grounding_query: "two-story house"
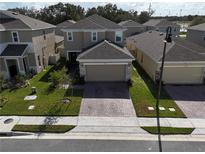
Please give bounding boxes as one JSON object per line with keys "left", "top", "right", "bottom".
{"left": 0, "top": 10, "right": 57, "bottom": 79}
{"left": 187, "top": 22, "right": 205, "bottom": 48}
{"left": 62, "top": 14, "right": 134, "bottom": 82}
{"left": 143, "top": 19, "right": 180, "bottom": 36}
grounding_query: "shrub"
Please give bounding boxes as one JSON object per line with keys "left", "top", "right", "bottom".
{"left": 0, "top": 74, "right": 5, "bottom": 92}
{"left": 49, "top": 71, "right": 62, "bottom": 88}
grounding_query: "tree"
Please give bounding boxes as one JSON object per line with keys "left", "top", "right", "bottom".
{"left": 138, "top": 11, "right": 150, "bottom": 24}
{"left": 190, "top": 17, "right": 205, "bottom": 26}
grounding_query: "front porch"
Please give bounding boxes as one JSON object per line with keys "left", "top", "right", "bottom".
{"left": 0, "top": 44, "right": 30, "bottom": 79}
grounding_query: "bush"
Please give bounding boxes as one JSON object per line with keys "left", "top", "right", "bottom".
{"left": 0, "top": 75, "right": 5, "bottom": 92}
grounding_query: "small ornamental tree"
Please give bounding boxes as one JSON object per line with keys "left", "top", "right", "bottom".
{"left": 49, "top": 71, "right": 62, "bottom": 88}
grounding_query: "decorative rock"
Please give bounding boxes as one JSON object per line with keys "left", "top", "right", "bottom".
{"left": 28, "top": 105, "right": 35, "bottom": 110}
{"left": 148, "top": 107, "right": 154, "bottom": 111}
{"left": 169, "top": 108, "right": 176, "bottom": 112}
{"left": 24, "top": 95, "right": 37, "bottom": 101}
{"left": 159, "top": 107, "right": 165, "bottom": 111}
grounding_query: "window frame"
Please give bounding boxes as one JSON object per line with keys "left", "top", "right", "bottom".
{"left": 115, "top": 31, "right": 123, "bottom": 43}
{"left": 67, "top": 31, "right": 73, "bottom": 41}
{"left": 91, "top": 31, "right": 98, "bottom": 42}
{"left": 37, "top": 55, "right": 41, "bottom": 66}
{"left": 11, "top": 31, "right": 19, "bottom": 42}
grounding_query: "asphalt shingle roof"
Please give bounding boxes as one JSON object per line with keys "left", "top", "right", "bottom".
{"left": 0, "top": 44, "right": 28, "bottom": 57}
{"left": 0, "top": 10, "right": 55, "bottom": 30}
{"left": 188, "top": 22, "right": 205, "bottom": 31}
{"left": 56, "top": 20, "right": 76, "bottom": 28}
{"left": 143, "top": 19, "right": 179, "bottom": 27}
{"left": 63, "top": 14, "right": 124, "bottom": 30}
{"left": 118, "top": 20, "right": 144, "bottom": 27}
{"left": 127, "top": 30, "right": 205, "bottom": 62}
{"left": 77, "top": 40, "right": 134, "bottom": 60}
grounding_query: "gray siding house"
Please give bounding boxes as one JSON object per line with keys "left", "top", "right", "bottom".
{"left": 62, "top": 14, "right": 134, "bottom": 82}
{"left": 118, "top": 20, "right": 145, "bottom": 37}
{"left": 127, "top": 31, "right": 205, "bottom": 84}
{"left": 0, "top": 10, "right": 57, "bottom": 79}
{"left": 143, "top": 19, "right": 180, "bottom": 36}
{"left": 187, "top": 23, "right": 205, "bottom": 48}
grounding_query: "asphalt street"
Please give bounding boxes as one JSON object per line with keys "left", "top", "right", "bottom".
{"left": 1, "top": 139, "right": 205, "bottom": 152}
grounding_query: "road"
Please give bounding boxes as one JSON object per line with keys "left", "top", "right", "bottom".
{"left": 0, "top": 139, "right": 205, "bottom": 152}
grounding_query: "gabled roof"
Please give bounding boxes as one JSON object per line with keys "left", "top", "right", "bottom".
{"left": 0, "top": 44, "right": 28, "bottom": 57}
{"left": 56, "top": 20, "right": 76, "bottom": 28}
{"left": 143, "top": 19, "right": 179, "bottom": 27}
{"left": 63, "top": 14, "right": 124, "bottom": 30}
{"left": 77, "top": 40, "right": 134, "bottom": 60}
{"left": 188, "top": 22, "right": 205, "bottom": 31}
{"left": 118, "top": 20, "right": 144, "bottom": 27}
{"left": 0, "top": 10, "right": 55, "bottom": 31}
{"left": 127, "top": 30, "right": 205, "bottom": 62}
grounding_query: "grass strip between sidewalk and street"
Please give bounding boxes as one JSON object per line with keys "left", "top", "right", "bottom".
{"left": 142, "top": 126, "right": 194, "bottom": 135}
{"left": 12, "top": 125, "right": 75, "bottom": 133}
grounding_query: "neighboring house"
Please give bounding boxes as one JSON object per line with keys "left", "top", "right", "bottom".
{"left": 187, "top": 22, "right": 205, "bottom": 48}
{"left": 118, "top": 20, "right": 145, "bottom": 37}
{"left": 143, "top": 19, "right": 180, "bottom": 36}
{"left": 127, "top": 31, "right": 205, "bottom": 84}
{"left": 56, "top": 20, "right": 76, "bottom": 36}
{"left": 0, "top": 10, "right": 57, "bottom": 79}
{"left": 62, "top": 14, "right": 134, "bottom": 82}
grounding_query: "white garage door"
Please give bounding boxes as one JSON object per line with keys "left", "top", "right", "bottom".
{"left": 163, "top": 67, "right": 204, "bottom": 84}
{"left": 85, "top": 65, "right": 126, "bottom": 82}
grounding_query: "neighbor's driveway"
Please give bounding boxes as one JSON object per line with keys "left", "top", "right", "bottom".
{"left": 79, "top": 82, "right": 136, "bottom": 117}
{"left": 165, "top": 85, "right": 205, "bottom": 118}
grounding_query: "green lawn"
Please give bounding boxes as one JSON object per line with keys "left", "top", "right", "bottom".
{"left": 129, "top": 61, "right": 186, "bottom": 118}
{"left": 0, "top": 65, "right": 83, "bottom": 116}
{"left": 12, "top": 125, "right": 75, "bottom": 133}
{"left": 142, "top": 127, "right": 194, "bottom": 135}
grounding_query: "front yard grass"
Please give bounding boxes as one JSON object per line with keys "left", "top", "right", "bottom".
{"left": 12, "top": 125, "right": 75, "bottom": 133}
{"left": 130, "top": 61, "right": 186, "bottom": 118}
{"left": 0, "top": 65, "right": 83, "bottom": 116}
{"left": 142, "top": 127, "right": 194, "bottom": 135}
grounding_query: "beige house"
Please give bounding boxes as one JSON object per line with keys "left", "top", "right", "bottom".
{"left": 187, "top": 22, "right": 205, "bottom": 48}
{"left": 118, "top": 20, "right": 145, "bottom": 37}
{"left": 143, "top": 19, "right": 180, "bottom": 36}
{"left": 127, "top": 31, "right": 205, "bottom": 84}
{"left": 0, "top": 10, "right": 58, "bottom": 79}
{"left": 62, "top": 14, "right": 134, "bottom": 82}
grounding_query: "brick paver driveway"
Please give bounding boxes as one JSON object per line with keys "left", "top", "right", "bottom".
{"left": 79, "top": 82, "right": 136, "bottom": 117}
{"left": 166, "top": 85, "right": 205, "bottom": 118}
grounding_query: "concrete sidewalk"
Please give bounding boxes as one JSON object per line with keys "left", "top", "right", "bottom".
{"left": 1, "top": 116, "right": 205, "bottom": 134}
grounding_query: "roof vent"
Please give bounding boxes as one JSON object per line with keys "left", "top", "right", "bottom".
{"left": 12, "top": 12, "right": 18, "bottom": 15}
{"left": 149, "top": 31, "right": 152, "bottom": 33}
{"left": 159, "top": 33, "right": 163, "bottom": 36}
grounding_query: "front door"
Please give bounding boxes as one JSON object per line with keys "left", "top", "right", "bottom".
{"left": 6, "top": 59, "right": 18, "bottom": 78}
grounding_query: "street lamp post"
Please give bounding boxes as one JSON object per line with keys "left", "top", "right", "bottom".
{"left": 156, "top": 26, "right": 172, "bottom": 152}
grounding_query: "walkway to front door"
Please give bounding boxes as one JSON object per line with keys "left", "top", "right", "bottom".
{"left": 79, "top": 82, "right": 136, "bottom": 117}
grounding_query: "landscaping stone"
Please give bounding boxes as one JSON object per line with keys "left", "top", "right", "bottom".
{"left": 169, "top": 107, "right": 176, "bottom": 112}
{"left": 159, "top": 107, "right": 165, "bottom": 111}
{"left": 24, "top": 95, "right": 37, "bottom": 101}
{"left": 148, "top": 107, "right": 154, "bottom": 111}
{"left": 28, "top": 105, "right": 35, "bottom": 110}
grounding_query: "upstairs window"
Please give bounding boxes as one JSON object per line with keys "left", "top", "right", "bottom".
{"left": 115, "top": 31, "right": 123, "bottom": 43}
{"left": 67, "top": 32, "right": 73, "bottom": 41}
{"left": 91, "top": 32, "right": 97, "bottom": 42}
{"left": 12, "top": 31, "right": 19, "bottom": 42}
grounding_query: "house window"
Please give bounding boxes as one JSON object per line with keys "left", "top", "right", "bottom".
{"left": 115, "top": 31, "right": 123, "bottom": 43}
{"left": 37, "top": 55, "right": 41, "bottom": 66}
{"left": 141, "top": 54, "right": 143, "bottom": 63}
{"left": 43, "top": 30, "right": 46, "bottom": 40}
{"left": 67, "top": 32, "right": 73, "bottom": 41}
{"left": 91, "top": 32, "right": 97, "bottom": 42}
{"left": 11, "top": 31, "right": 19, "bottom": 42}
{"left": 204, "top": 35, "right": 205, "bottom": 41}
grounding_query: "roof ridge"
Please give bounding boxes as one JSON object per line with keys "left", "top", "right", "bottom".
{"left": 88, "top": 16, "right": 107, "bottom": 29}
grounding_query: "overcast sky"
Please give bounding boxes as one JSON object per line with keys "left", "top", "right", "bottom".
{"left": 0, "top": 2, "right": 205, "bottom": 16}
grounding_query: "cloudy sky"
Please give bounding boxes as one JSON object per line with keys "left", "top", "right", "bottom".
{"left": 0, "top": 2, "right": 205, "bottom": 16}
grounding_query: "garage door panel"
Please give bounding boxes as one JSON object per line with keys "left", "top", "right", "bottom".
{"left": 86, "top": 65, "right": 126, "bottom": 81}
{"left": 163, "top": 67, "right": 203, "bottom": 84}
